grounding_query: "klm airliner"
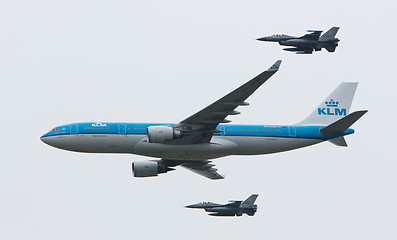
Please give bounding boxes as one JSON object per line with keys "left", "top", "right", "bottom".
{"left": 41, "top": 60, "right": 367, "bottom": 180}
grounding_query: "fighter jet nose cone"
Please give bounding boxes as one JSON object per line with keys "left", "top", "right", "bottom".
{"left": 256, "top": 37, "right": 266, "bottom": 41}
{"left": 185, "top": 204, "right": 195, "bottom": 208}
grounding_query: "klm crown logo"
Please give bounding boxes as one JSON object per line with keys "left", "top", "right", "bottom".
{"left": 318, "top": 99, "right": 346, "bottom": 116}
{"left": 325, "top": 99, "right": 339, "bottom": 107}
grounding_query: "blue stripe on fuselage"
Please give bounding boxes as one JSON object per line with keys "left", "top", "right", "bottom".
{"left": 41, "top": 122, "right": 354, "bottom": 140}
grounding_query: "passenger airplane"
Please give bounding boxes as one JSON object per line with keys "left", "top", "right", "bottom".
{"left": 41, "top": 60, "right": 367, "bottom": 180}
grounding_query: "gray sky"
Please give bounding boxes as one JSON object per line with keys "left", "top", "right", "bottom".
{"left": 1, "top": 0, "right": 396, "bottom": 239}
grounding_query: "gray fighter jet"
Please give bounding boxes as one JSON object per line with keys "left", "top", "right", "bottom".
{"left": 185, "top": 194, "right": 258, "bottom": 216}
{"left": 257, "top": 27, "right": 340, "bottom": 54}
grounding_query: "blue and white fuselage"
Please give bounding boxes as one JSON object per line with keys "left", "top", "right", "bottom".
{"left": 40, "top": 122, "right": 353, "bottom": 159}
{"left": 40, "top": 61, "right": 367, "bottom": 180}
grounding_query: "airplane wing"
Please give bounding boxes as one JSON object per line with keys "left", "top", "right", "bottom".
{"left": 300, "top": 30, "right": 322, "bottom": 40}
{"left": 224, "top": 201, "right": 242, "bottom": 208}
{"left": 170, "top": 60, "right": 282, "bottom": 144}
{"left": 181, "top": 160, "right": 224, "bottom": 180}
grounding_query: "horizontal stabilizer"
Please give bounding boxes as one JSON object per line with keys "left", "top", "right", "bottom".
{"left": 328, "top": 136, "right": 348, "bottom": 147}
{"left": 325, "top": 45, "right": 337, "bottom": 52}
{"left": 320, "top": 110, "right": 368, "bottom": 136}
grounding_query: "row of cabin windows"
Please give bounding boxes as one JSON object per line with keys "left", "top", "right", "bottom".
{"left": 81, "top": 127, "right": 280, "bottom": 132}
{"left": 226, "top": 129, "right": 281, "bottom": 132}
{"left": 82, "top": 127, "right": 146, "bottom": 130}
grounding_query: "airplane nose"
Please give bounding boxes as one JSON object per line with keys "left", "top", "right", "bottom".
{"left": 40, "top": 133, "right": 57, "bottom": 147}
{"left": 185, "top": 203, "right": 202, "bottom": 208}
{"left": 40, "top": 136, "right": 50, "bottom": 145}
{"left": 256, "top": 37, "right": 267, "bottom": 41}
{"left": 40, "top": 135, "right": 64, "bottom": 149}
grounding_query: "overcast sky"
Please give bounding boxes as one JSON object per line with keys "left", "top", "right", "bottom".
{"left": 1, "top": 0, "right": 396, "bottom": 239}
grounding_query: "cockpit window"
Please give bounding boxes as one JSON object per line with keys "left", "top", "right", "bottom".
{"left": 51, "top": 128, "right": 60, "bottom": 131}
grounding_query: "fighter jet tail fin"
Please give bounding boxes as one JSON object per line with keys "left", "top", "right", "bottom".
{"left": 319, "top": 27, "right": 340, "bottom": 41}
{"left": 240, "top": 194, "right": 258, "bottom": 208}
{"left": 297, "top": 82, "right": 358, "bottom": 126}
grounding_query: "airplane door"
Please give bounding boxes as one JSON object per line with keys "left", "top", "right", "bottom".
{"left": 219, "top": 126, "right": 226, "bottom": 136}
{"left": 288, "top": 126, "right": 296, "bottom": 137}
{"left": 118, "top": 123, "right": 126, "bottom": 135}
{"left": 71, "top": 124, "right": 78, "bottom": 135}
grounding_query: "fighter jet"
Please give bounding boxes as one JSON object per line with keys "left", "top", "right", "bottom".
{"left": 185, "top": 194, "right": 258, "bottom": 216}
{"left": 257, "top": 27, "right": 340, "bottom": 54}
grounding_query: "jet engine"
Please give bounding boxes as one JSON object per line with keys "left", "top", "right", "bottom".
{"left": 146, "top": 126, "right": 182, "bottom": 143}
{"left": 132, "top": 161, "right": 174, "bottom": 178}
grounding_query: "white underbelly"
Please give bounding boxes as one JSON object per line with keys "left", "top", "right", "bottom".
{"left": 131, "top": 137, "right": 238, "bottom": 160}
{"left": 44, "top": 134, "right": 323, "bottom": 159}
{"left": 45, "top": 134, "right": 145, "bottom": 153}
{"left": 222, "top": 136, "right": 323, "bottom": 155}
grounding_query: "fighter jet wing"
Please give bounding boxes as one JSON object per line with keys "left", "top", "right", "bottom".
{"left": 181, "top": 160, "right": 224, "bottom": 180}
{"left": 224, "top": 201, "right": 242, "bottom": 208}
{"left": 169, "top": 60, "right": 281, "bottom": 144}
{"left": 300, "top": 30, "right": 322, "bottom": 40}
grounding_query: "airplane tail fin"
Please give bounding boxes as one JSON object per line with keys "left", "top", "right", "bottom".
{"left": 319, "top": 27, "right": 340, "bottom": 41}
{"left": 240, "top": 194, "right": 258, "bottom": 208}
{"left": 297, "top": 82, "right": 358, "bottom": 126}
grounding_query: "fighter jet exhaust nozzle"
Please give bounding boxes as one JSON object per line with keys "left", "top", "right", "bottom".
{"left": 132, "top": 161, "right": 175, "bottom": 178}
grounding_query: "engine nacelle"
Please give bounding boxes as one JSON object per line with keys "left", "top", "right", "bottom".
{"left": 132, "top": 161, "right": 173, "bottom": 178}
{"left": 146, "top": 126, "right": 182, "bottom": 143}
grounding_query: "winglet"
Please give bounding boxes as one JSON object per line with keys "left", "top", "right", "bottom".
{"left": 267, "top": 60, "right": 282, "bottom": 71}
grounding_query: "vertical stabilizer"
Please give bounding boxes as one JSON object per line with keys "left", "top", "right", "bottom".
{"left": 319, "top": 27, "right": 340, "bottom": 41}
{"left": 240, "top": 194, "right": 258, "bottom": 208}
{"left": 297, "top": 82, "right": 358, "bottom": 126}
